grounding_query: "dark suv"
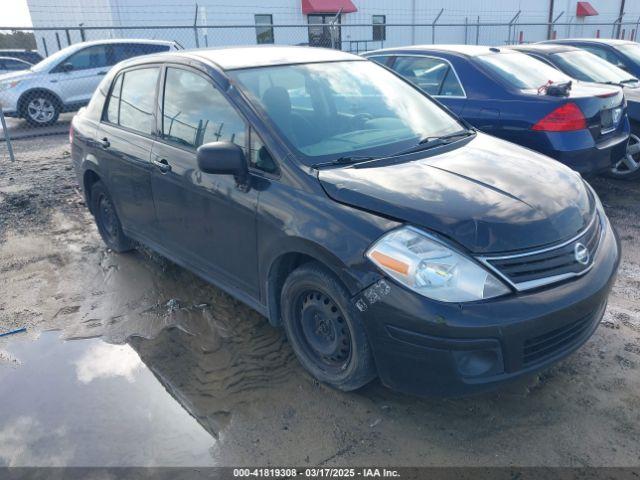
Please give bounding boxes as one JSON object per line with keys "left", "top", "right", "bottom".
{"left": 70, "top": 46, "right": 620, "bottom": 397}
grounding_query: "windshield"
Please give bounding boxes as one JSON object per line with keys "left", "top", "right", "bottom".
{"left": 229, "top": 60, "right": 465, "bottom": 163}
{"left": 617, "top": 43, "right": 640, "bottom": 64}
{"left": 29, "top": 46, "right": 76, "bottom": 72}
{"left": 475, "top": 51, "right": 571, "bottom": 90}
{"left": 552, "top": 50, "right": 635, "bottom": 84}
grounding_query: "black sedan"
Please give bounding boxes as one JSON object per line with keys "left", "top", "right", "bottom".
{"left": 511, "top": 43, "right": 640, "bottom": 180}
{"left": 70, "top": 46, "right": 620, "bottom": 397}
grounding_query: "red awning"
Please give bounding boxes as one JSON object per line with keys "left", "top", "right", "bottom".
{"left": 576, "top": 1, "right": 598, "bottom": 17}
{"left": 301, "top": 0, "right": 357, "bottom": 14}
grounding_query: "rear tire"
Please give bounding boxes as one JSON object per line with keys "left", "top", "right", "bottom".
{"left": 606, "top": 133, "right": 640, "bottom": 180}
{"left": 21, "top": 92, "right": 60, "bottom": 127}
{"left": 280, "top": 262, "right": 376, "bottom": 391}
{"left": 90, "top": 181, "right": 133, "bottom": 253}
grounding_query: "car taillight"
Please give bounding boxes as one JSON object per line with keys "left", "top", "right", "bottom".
{"left": 69, "top": 125, "right": 74, "bottom": 145}
{"left": 532, "top": 103, "right": 587, "bottom": 132}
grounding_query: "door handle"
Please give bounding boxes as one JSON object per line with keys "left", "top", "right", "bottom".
{"left": 100, "top": 137, "right": 110, "bottom": 149}
{"left": 97, "top": 71, "right": 107, "bottom": 76}
{"left": 153, "top": 158, "right": 172, "bottom": 173}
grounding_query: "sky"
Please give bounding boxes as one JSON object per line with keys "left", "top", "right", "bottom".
{"left": 2, "top": 0, "right": 33, "bottom": 28}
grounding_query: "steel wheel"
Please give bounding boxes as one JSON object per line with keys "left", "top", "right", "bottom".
{"left": 610, "top": 133, "right": 640, "bottom": 179}
{"left": 26, "top": 96, "right": 56, "bottom": 125}
{"left": 96, "top": 193, "right": 119, "bottom": 245}
{"left": 295, "top": 289, "right": 352, "bottom": 372}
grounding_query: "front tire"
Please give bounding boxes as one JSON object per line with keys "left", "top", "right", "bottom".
{"left": 22, "top": 92, "right": 60, "bottom": 127}
{"left": 280, "top": 262, "right": 376, "bottom": 391}
{"left": 90, "top": 181, "right": 133, "bottom": 253}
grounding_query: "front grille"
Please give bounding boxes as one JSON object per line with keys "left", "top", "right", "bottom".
{"left": 523, "top": 306, "right": 601, "bottom": 366}
{"left": 481, "top": 213, "right": 602, "bottom": 290}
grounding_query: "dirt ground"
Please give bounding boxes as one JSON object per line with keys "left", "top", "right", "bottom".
{"left": 0, "top": 135, "right": 639, "bottom": 467}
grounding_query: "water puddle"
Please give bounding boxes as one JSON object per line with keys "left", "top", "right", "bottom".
{"left": 0, "top": 330, "right": 218, "bottom": 467}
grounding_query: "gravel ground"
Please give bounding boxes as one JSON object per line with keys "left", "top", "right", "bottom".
{"left": 0, "top": 135, "right": 639, "bottom": 467}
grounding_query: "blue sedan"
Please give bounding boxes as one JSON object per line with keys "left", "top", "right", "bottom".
{"left": 364, "top": 45, "right": 630, "bottom": 176}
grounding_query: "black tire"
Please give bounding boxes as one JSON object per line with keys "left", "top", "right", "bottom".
{"left": 90, "top": 181, "right": 133, "bottom": 253}
{"left": 606, "top": 133, "right": 640, "bottom": 180}
{"left": 21, "top": 91, "right": 60, "bottom": 127}
{"left": 280, "top": 262, "right": 376, "bottom": 391}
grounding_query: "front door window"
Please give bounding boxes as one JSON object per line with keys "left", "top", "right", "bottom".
{"left": 308, "top": 14, "right": 341, "bottom": 49}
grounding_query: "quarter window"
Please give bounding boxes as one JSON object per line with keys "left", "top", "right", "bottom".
{"left": 580, "top": 45, "right": 621, "bottom": 65}
{"left": 255, "top": 14, "right": 274, "bottom": 44}
{"left": 249, "top": 130, "right": 277, "bottom": 173}
{"left": 392, "top": 56, "right": 464, "bottom": 97}
{"left": 372, "top": 15, "right": 386, "bottom": 42}
{"left": 162, "top": 67, "right": 246, "bottom": 149}
{"left": 105, "top": 67, "right": 159, "bottom": 135}
{"left": 63, "top": 45, "right": 110, "bottom": 71}
{"left": 112, "top": 43, "right": 171, "bottom": 63}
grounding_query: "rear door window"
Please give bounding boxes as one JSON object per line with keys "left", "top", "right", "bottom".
{"left": 391, "top": 56, "right": 464, "bottom": 97}
{"left": 104, "top": 67, "right": 159, "bottom": 135}
{"left": 112, "top": 44, "right": 171, "bottom": 63}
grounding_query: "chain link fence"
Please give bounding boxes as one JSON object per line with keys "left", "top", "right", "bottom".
{"left": 2, "top": 18, "right": 640, "bottom": 162}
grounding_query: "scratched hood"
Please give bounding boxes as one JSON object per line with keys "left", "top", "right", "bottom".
{"left": 318, "top": 133, "right": 594, "bottom": 254}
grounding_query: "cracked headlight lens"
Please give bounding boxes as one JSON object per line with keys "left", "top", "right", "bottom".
{"left": 366, "top": 227, "right": 510, "bottom": 303}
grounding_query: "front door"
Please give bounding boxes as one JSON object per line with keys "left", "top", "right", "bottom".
{"left": 308, "top": 14, "right": 341, "bottom": 49}
{"left": 49, "top": 44, "right": 112, "bottom": 106}
{"left": 150, "top": 66, "right": 259, "bottom": 297}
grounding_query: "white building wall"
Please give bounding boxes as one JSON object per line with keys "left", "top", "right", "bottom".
{"left": 24, "top": 0, "right": 640, "bottom": 57}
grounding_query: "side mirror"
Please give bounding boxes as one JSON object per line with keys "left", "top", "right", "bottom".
{"left": 197, "top": 141, "right": 248, "bottom": 183}
{"left": 59, "top": 62, "right": 74, "bottom": 73}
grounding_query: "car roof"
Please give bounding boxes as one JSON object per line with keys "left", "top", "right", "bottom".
{"left": 508, "top": 44, "right": 580, "bottom": 54}
{"left": 138, "top": 45, "right": 364, "bottom": 70}
{"left": 542, "top": 38, "right": 636, "bottom": 46}
{"left": 364, "top": 44, "right": 513, "bottom": 57}
{"left": 73, "top": 38, "right": 176, "bottom": 47}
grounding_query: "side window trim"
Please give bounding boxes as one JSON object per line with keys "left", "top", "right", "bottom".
{"left": 156, "top": 63, "right": 250, "bottom": 154}
{"left": 383, "top": 53, "right": 467, "bottom": 99}
{"left": 100, "top": 63, "right": 162, "bottom": 140}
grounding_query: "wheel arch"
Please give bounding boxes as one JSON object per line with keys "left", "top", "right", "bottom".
{"left": 82, "top": 168, "right": 102, "bottom": 214}
{"left": 17, "top": 88, "right": 63, "bottom": 115}
{"left": 265, "top": 241, "right": 370, "bottom": 327}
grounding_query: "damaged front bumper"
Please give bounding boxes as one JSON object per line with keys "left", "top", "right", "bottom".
{"left": 353, "top": 221, "right": 620, "bottom": 397}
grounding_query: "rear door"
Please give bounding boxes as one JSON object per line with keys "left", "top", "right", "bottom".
{"left": 97, "top": 66, "right": 160, "bottom": 237}
{"left": 150, "top": 65, "right": 259, "bottom": 297}
{"left": 387, "top": 55, "right": 467, "bottom": 114}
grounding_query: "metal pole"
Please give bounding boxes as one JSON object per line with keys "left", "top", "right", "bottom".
{"left": 432, "top": 8, "right": 444, "bottom": 44}
{"left": 617, "top": 0, "right": 626, "bottom": 38}
{"left": 0, "top": 107, "right": 16, "bottom": 163}
{"left": 635, "top": 16, "right": 640, "bottom": 40}
{"left": 464, "top": 17, "right": 468, "bottom": 44}
{"left": 79, "top": 23, "right": 85, "bottom": 41}
{"left": 65, "top": 28, "right": 71, "bottom": 45}
{"left": 410, "top": 0, "right": 416, "bottom": 44}
{"left": 193, "top": 4, "right": 200, "bottom": 48}
{"left": 476, "top": 16, "right": 480, "bottom": 45}
{"left": 547, "top": 0, "right": 555, "bottom": 39}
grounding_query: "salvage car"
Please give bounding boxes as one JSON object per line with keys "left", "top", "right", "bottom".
{"left": 70, "top": 46, "right": 620, "bottom": 396}
{"left": 364, "top": 45, "right": 629, "bottom": 176}
{"left": 509, "top": 43, "right": 640, "bottom": 180}
{"left": 0, "top": 39, "right": 178, "bottom": 126}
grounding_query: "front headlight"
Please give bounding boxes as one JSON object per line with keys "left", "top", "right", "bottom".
{"left": 366, "top": 227, "right": 510, "bottom": 303}
{"left": 0, "top": 80, "right": 21, "bottom": 92}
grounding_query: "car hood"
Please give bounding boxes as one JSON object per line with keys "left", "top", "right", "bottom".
{"left": 0, "top": 69, "right": 33, "bottom": 82}
{"left": 318, "top": 133, "right": 594, "bottom": 254}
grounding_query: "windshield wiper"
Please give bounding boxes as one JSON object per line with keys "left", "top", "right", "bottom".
{"left": 391, "top": 130, "right": 475, "bottom": 157}
{"left": 312, "top": 155, "right": 376, "bottom": 169}
{"left": 621, "top": 78, "right": 639, "bottom": 85}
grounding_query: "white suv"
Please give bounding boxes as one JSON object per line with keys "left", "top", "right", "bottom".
{"left": 0, "top": 39, "right": 178, "bottom": 126}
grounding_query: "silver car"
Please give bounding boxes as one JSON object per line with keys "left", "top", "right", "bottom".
{"left": 0, "top": 39, "right": 178, "bottom": 126}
